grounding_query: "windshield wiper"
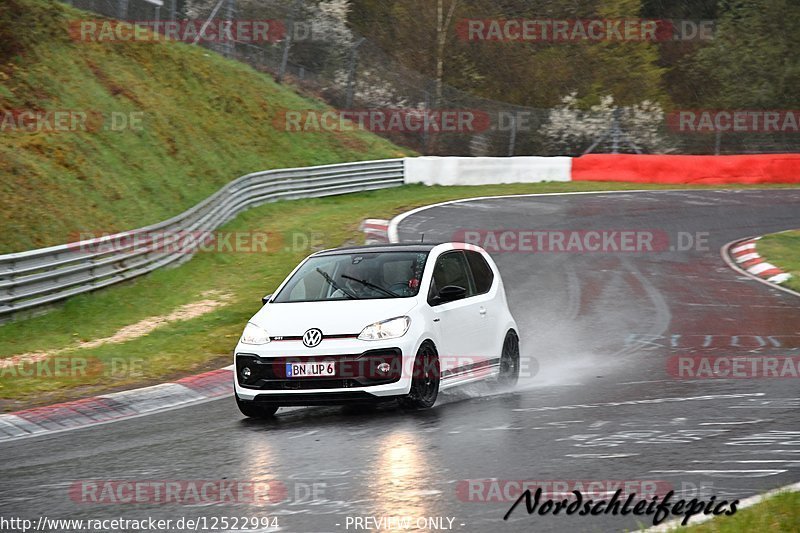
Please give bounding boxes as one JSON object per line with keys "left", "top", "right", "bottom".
{"left": 316, "top": 268, "right": 358, "bottom": 299}
{"left": 341, "top": 274, "right": 398, "bottom": 298}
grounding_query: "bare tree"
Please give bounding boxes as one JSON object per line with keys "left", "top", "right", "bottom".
{"left": 434, "top": 0, "right": 458, "bottom": 106}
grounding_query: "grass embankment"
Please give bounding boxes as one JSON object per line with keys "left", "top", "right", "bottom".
{"left": 676, "top": 490, "right": 800, "bottom": 532}
{"left": 0, "top": 0, "right": 407, "bottom": 253}
{"left": 1, "top": 181, "right": 798, "bottom": 409}
{"left": 756, "top": 231, "right": 800, "bottom": 293}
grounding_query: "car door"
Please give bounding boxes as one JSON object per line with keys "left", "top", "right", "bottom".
{"left": 428, "top": 251, "right": 484, "bottom": 378}
{"left": 464, "top": 250, "right": 502, "bottom": 369}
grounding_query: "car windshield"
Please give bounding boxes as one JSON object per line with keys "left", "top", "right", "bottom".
{"left": 272, "top": 251, "right": 429, "bottom": 303}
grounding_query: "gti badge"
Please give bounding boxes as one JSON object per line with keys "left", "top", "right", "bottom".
{"left": 302, "top": 328, "right": 323, "bottom": 348}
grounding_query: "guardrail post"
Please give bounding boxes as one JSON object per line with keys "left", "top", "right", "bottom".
{"left": 0, "top": 259, "right": 14, "bottom": 317}
{"left": 88, "top": 253, "right": 98, "bottom": 287}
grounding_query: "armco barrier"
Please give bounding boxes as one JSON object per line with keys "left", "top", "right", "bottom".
{"left": 572, "top": 154, "right": 800, "bottom": 184}
{"left": 3, "top": 154, "right": 798, "bottom": 321}
{"left": 0, "top": 159, "right": 404, "bottom": 321}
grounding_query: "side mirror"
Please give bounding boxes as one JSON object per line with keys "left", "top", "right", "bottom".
{"left": 437, "top": 285, "right": 467, "bottom": 303}
{"left": 261, "top": 293, "right": 273, "bottom": 305}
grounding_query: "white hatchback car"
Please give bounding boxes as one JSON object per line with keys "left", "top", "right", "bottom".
{"left": 233, "top": 242, "right": 519, "bottom": 417}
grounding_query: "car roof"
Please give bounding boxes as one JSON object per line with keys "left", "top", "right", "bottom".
{"left": 313, "top": 243, "right": 442, "bottom": 256}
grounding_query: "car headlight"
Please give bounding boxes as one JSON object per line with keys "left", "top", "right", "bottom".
{"left": 358, "top": 316, "right": 410, "bottom": 341}
{"left": 240, "top": 322, "right": 270, "bottom": 345}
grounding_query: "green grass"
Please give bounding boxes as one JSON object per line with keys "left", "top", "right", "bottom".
{"left": 757, "top": 230, "right": 800, "bottom": 293}
{"left": 1, "top": 182, "right": 798, "bottom": 409}
{"left": 0, "top": 0, "right": 409, "bottom": 253}
{"left": 676, "top": 490, "right": 800, "bottom": 532}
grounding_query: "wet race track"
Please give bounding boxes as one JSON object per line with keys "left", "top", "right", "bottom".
{"left": 1, "top": 189, "right": 799, "bottom": 532}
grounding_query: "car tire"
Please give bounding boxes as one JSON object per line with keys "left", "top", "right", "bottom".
{"left": 399, "top": 342, "right": 440, "bottom": 409}
{"left": 235, "top": 393, "right": 279, "bottom": 418}
{"left": 497, "top": 330, "right": 520, "bottom": 388}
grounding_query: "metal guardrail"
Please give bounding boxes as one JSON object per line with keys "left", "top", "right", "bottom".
{"left": 0, "top": 159, "right": 405, "bottom": 320}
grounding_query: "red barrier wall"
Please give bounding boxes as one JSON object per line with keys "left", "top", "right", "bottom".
{"left": 571, "top": 154, "right": 800, "bottom": 184}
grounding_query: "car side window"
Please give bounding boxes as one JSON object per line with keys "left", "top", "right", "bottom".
{"left": 465, "top": 251, "right": 494, "bottom": 295}
{"left": 428, "top": 251, "right": 474, "bottom": 305}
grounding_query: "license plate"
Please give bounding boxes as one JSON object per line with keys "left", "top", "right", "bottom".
{"left": 285, "top": 361, "right": 335, "bottom": 378}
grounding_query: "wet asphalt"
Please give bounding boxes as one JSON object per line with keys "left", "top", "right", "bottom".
{"left": 1, "top": 189, "right": 799, "bottom": 533}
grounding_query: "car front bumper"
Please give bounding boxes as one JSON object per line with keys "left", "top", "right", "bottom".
{"left": 233, "top": 337, "right": 419, "bottom": 402}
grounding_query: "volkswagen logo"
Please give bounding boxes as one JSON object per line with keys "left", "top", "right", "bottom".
{"left": 302, "top": 328, "right": 323, "bottom": 348}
